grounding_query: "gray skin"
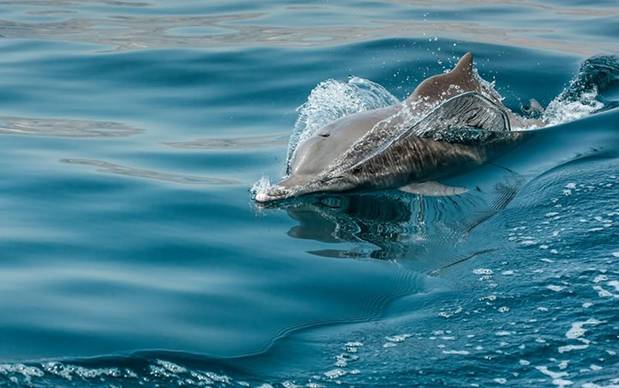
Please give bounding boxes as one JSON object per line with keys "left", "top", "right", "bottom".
{"left": 255, "top": 52, "right": 539, "bottom": 202}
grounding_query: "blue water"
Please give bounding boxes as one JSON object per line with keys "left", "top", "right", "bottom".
{"left": 0, "top": 1, "right": 618, "bottom": 386}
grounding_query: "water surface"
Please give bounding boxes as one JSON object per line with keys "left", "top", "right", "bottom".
{"left": 0, "top": 1, "right": 618, "bottom": 386}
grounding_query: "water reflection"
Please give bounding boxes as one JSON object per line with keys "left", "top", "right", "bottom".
{"left": 0, "top": 116, "right": 141, "bottom": 138}
{"left": 61, "top": 158, "right": 240, "bottom": 185}
{"left": 0, "top": 0, "right": 615, "bottom": 54}
{"left": 165, "top": 133, "right": 288, "bottom": 150}
{"left": 285, "top": 192, "right": 415, "bottom": 260}
{"left": 263, "top": 190, "right": 493, "bottom": 261}
{"left": 259, "top": 172, "right": 523, "bottom": 266}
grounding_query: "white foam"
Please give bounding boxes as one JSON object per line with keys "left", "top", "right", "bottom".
{"left": 593, "top": 285, "right": 616, "bottom": 298}
{"left": 442, "top": 350, "right": 470, "bottom": 355}
{"left": 558, "top": 343, "right": 589, "bottom": 353}
{"left": 385, "top": 333, "right": 412, "bottom": 343}
{"left": 156, "top": 359, "right": 187, "bottom": 374}
{"left": 535, "top": 366, "right": 572, "bottom": 387}
{"left": 543, "top": 89, "right": 603, "bottom": 127}
{"left": 0, "top": 364, "right": 44, "bottom": 378}
{"left": 555, "top": 319, "right": 603, "bottom": 354}
{"left": 566, "top": 319, "right": 602, "bottom": 339}
{"left": 324, "top": 368, "right": 347, "bottom": 379}
{"left": 547, "top": 285, "right": 565, "bottom": 292}
{"left": 594, "top": 275, "right": 608, "bottom": 283}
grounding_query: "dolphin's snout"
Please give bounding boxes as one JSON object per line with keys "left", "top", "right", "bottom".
{"left": 254, "top": 192, "right": 270, "bottom": 202}
{"left": 254, "top": 185, "right": 291, "bottom": 203}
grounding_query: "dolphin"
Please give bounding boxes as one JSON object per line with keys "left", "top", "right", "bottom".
{"left": 255, "top": 52, "right": 540, "bottom": 202}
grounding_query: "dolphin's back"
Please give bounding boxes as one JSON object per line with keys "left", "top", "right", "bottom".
{"left": 326, "top": 93, "right": 517, "bottom": 189}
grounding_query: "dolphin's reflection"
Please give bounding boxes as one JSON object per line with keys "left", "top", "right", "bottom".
{"left": 277, "top": 189, "right": 495, "bottom": 261}
{"left": 286, "top": 192, "right": 413, "bottom": 260}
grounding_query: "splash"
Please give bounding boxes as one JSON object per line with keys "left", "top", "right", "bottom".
{"left": 543, "top": 86, "right": 604, "bottom": 127}
{"left": 542, "top": 55, "right": 618, "bottom": 126}
{"left": 250, "top": 176, "right": 274, "bottom": 202}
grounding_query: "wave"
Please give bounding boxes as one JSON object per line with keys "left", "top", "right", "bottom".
{"left": 0, "top": 355, "right": 244, "bottom": 387}
{"left": 543, "top": 55, "right": 619, "bottom": 126}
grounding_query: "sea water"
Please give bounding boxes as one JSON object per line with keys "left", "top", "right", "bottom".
{"left": 0, "top": 1, "right": 617, "bottom": 386}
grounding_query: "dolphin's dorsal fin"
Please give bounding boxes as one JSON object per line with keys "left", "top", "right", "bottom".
{"left": 408, "top": 52, "right": 477, "bottom": 103}
{"left": 452, "top": 52, "right": 473, "bottom": 77}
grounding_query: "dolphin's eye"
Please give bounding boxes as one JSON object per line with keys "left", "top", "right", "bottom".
{"left": 319, "top": 133, "right": 330, "bottom": 138}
